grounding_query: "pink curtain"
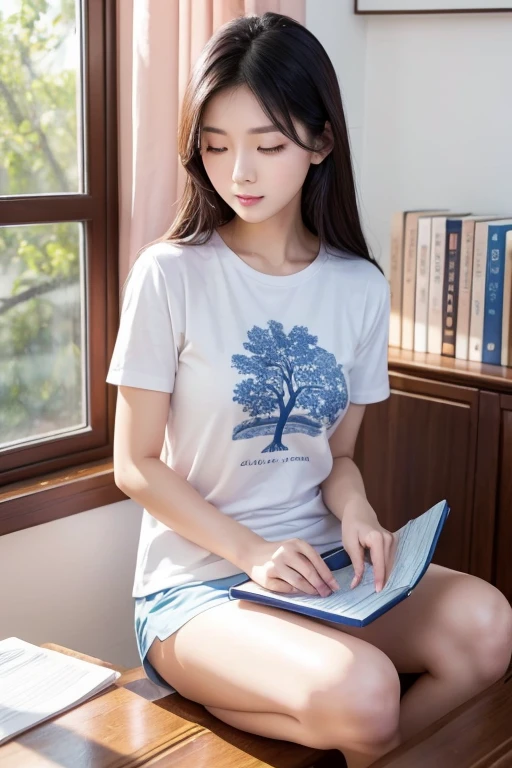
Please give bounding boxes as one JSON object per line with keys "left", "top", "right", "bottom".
{"left": 116, "top": 0, "right": 306, "bottom": 286}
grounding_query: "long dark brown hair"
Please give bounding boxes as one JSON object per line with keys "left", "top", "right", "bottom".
{"left": 132, "top": 12, "right": 383, "bottom": 276}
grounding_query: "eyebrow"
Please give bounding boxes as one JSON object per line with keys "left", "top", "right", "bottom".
{"left": 202, "top": 125, "right": 281, "bottom": 136}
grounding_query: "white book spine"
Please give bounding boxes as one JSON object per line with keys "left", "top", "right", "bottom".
{"left": 414, "top": 217, "right": 432, "bottom": 354}
{"left": 401, "top": 214, "right": 419, "bottom": 351}
{"left": 501, "top": 231, "right": 512, "bottom": 367}
{"left": 468, "top": 222, "right": 489, "bottom": 363}
{"left": 455, "top": 219, "right": 475, "bottom": 361}
{"left": 389, "top": 212, "right": 404, "bottom": 348}
{"left": 427, "top": 217, "right": 447, "bottom": 355}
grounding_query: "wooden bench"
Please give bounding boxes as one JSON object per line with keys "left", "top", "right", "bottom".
{"left": 0, "top": 644, "right": 510, "bottom": 767}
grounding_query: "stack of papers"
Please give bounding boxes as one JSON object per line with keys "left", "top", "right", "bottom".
{"left": 0, "top": 637, "right": 121, "bottom": 745}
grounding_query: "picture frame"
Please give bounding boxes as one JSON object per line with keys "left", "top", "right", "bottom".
{"left": 355, "top": 0, "right": 512, "bottom": 13}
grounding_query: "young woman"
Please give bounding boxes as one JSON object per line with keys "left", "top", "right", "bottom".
{"left": 107, "top": 13, "right": 512, "bottom": 768}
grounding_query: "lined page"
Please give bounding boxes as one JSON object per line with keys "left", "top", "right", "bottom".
{"left": 237, "top": 563, "right": 403, "bottom": 620}
{"left": 0, "top": 638, "right": 120, "bottom": 745}
{"left": 385, "top": 500, "right": 445, "bottom": 591}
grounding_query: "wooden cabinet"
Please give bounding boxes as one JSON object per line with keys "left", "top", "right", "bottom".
{"left": 495, "top": 394, "right": 512, "bottom": 601}
{"left": 354, "top": 349, "right": 512, "bottom": 600}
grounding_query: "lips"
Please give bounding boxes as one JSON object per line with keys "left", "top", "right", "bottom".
{"left": 236, "top": 195, "right": 263, "bottom": 200}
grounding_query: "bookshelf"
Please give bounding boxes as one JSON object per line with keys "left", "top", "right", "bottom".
{"left": 354, "top": 343, "right": 512, "bottom": 607}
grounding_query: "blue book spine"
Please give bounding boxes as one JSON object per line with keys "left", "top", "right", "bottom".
{"left": 441, "top": 219, "right": 463, "bottom": 357}
{"left": 483, "top": 224, "right": 512, "bottom": 365}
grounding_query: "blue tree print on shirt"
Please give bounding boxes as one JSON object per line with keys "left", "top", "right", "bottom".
{"left": 232, "top": 320, "right": 347, "bottom": 453}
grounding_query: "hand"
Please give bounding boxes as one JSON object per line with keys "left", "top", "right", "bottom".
{"left": 341, "top": 498, "right": 397, "bottom": 593}
{"left": 245, "top": 538, "right": 341, "bottom": 597}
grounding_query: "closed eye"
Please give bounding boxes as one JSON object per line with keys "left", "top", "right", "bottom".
{"left": 205, "top": 145, "right": 285, "bottom": 154}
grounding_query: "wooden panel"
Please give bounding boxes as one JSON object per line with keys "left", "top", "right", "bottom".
{"left": 470, "top": 392, "right": 500, "bottom": 583}
{"left": 355, "top": 373, "right": 479, "bottom": 574}
{"left": 0, "top": 460, "right": 127, "bottom": 536}
{"left": 495, "top": 397, "right": 512, "bottom": 602}
{"left": 0, "top": 0, "right": 119, "bottom": 490}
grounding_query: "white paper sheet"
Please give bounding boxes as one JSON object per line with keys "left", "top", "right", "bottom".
{"left": 0, "top": 637, "right": 120, "bottom": 745}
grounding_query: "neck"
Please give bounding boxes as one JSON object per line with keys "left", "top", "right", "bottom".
{"left": 220, "top": 200, "right": 320, "bottom": 270}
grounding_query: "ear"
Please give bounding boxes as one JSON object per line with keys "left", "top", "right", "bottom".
{"left": 310, "top": 120, "right": 334, "bottom": 165}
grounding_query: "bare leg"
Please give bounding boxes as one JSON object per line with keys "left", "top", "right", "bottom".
{"left": 200, "top": 704, "right": 401, "bottom": 768}
{"left": 147, "top": 565, "right": 512, "bottom": 765}
{"left": 320, "top": 564, "right": 512, "bottom": 742}
{"left": 147, "top": 599, "right": 403, "bottom": 766}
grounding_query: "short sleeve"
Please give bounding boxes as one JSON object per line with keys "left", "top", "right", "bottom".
{"left": 349, "top": 270, "right": 390, "bottom": 405}
{"left": 106, "top": 249, "right": 178, "bottom": 393}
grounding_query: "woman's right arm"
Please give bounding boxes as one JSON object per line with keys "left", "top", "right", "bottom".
{"left": 113, "top": 385, "right": 263, "bottom": 572}
{"left": 114, "top": 385, "right": 339, "bottom": 596}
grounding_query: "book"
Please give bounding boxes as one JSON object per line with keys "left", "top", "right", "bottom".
{"left": 468, "top": 221, "right": 506, "bottom": 363}
{"left": 413, "top": 216, "right": 433, "bottom": 354}
{"left": 442, "top": 218, "right": 464, "bottom": 357}
{"left": 455, "top": 216, "right": 501, "bottom": 361}
{"left": 0, "top": 638, "right": 121, "bottom": 745}
{"left": 389, "top": 211, "right": 406, "bottom": 348}
{"left": 402, "top": 211, "right": 448, "bottom": 351}
{"left": 482, "top": 221, "right": 512, "bottom": 365}
{"left": 469, "top": 221, "right": 492, "bottom": 362}
{"left": 502, "top": 230, "right": 512, "bottom": 367}
{"left": 469, "top": 219, "right": 512, "bottom": 363}
{"left": 229, "top": 500, "right": 450, "bottom": 628}
{"left": 427, "top": 214, "right": 469, "bottom": 355}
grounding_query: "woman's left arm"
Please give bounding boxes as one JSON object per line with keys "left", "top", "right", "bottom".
{"left": 321, "top": 403, "right": 396, "bottom": 592}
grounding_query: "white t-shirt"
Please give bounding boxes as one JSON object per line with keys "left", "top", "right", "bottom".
{"left": 106, "top": 230, "right": 390, "bottom": 597}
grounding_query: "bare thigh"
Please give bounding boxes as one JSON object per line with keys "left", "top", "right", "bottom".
{"left": 319, "top": 563, "right": 512, "bottom": 680}
{"left": 147, "top": 598, "right": 401, "bottom": 750}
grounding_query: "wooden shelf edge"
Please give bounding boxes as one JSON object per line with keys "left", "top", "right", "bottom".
{"left": 0, "top": 459, "right": 128, "bottom": 536}
{"left": 388, "top": 347, "right": 512, "bottom": 394}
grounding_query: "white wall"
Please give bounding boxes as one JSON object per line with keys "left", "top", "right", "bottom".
{"left": 0, "top": 500, "right": 143, "bottom": 667}
{"left": 306, "top": 0, "right": 367, "bottom": 184}
{"left": 361, "top": 11, "right": 512, "bottom": 272}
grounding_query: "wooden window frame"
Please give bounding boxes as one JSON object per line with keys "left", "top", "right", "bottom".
{"left": 0, "top": 0, "right": 126, "bottom": 536}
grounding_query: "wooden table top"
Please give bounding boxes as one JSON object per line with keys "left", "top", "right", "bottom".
{"left": 1, "top": 644, "right": 510, "bottom": 768}
{"left": 0, "top": 644, "right": 327, "bottom": 768}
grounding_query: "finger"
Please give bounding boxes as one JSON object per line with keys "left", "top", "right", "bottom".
{"left": 288, "top": 553, "right": 333, "bottom": 597}
{"left": 343, "top": 537, "right": 365, "bottom": 588}
{"left": 367, "top": 533, "right": 386, "bottom": 592}
{"left": 266, "top": 577, "right": 302, "bottom": 595}
{"left": 294, "top": 540, "right": 340, "bottom": 592}
{"left": 384, "top": 532, "right": 398, "bottom": 586}
{"left": 280, "top": 564, "right": 320, "bottom": 595}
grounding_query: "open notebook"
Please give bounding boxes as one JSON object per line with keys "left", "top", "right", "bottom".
{"left": 0, "top": 638, "right": 121, "bottom": 745}
{"left": 229, "top": 500, "right": 450, "bottom": 627}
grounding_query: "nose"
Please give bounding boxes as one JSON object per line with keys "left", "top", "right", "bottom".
{"left": 232, "top": 151, "right": 256, "bottom": 184}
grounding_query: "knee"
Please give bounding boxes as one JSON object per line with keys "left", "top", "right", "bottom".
{"left": 460, "top": 582, "right": 512, "bottom": 683}
{"left": 300, "top": 652, "right": 401, "bottom": 748}
{"left": 346, "top": 657, "right": 402, "bottom": 746}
